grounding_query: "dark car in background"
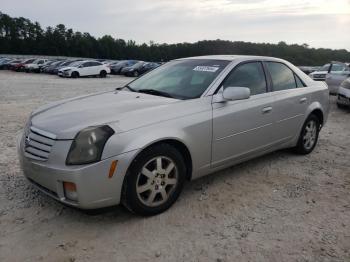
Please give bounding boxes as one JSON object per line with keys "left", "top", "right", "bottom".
{"left": 51, "top": 60, "right": 81, "bottom": 75}
{"left": 122, "top": 61, "right": 160, "bottom": 77}
{"left": 0, "top": 58, "right": 17, "bottom": 70}
{"left": 38, "top": 60, "right": 59, "bottom": 72}
{"left": 110, "top": 60, "right": 138, "bottom": 74}
{"left": 42, "top": 60, "right": 64, "bottom": 74}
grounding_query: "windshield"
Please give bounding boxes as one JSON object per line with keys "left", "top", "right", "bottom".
{"left": 70, "top": 61, "right": 83, "bottom": 67}
{"left": 131, "top": 61, "right": 144, "bottom": 68}
{"left": 319, "top": 63, "right": 330, "bottom": 71}
{"left": 128, "top": 59, "right": 230, "bottom": 100}
{"left": 61, "top": 60, "right": 76, "bottom": 66}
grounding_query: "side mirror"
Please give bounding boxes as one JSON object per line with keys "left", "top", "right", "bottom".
{"left": 214, "top": 87, "right": 250, "bottom": 103}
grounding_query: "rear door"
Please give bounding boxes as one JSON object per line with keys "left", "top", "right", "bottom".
{"left": 88, "top": 61, "right": 102, "bottom": 75}
{"left": 265, "top": 61, "right": 310, "bottom": 143}
{"left": 212, "top": 61, "right": 276, "bottom": 167}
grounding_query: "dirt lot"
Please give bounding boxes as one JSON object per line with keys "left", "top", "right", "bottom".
{"left": 0, "top": 70, "right": 349, "bottom": 262}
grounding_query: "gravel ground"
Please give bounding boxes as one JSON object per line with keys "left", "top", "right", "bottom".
{"left": 0, "top": 70, "right": 349, "bottom": 262}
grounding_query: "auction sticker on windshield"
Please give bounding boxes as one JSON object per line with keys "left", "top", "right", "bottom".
{"left": 193, "top": 66, "right": 219, "bottom": 72}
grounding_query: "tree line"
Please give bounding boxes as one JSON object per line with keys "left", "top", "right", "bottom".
{"left": 1, "top": 11, "right": 349, "bottom": 65}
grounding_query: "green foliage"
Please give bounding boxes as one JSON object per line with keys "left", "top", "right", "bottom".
{"left": 0, "top": 11, "right": 349, "bottom": 65}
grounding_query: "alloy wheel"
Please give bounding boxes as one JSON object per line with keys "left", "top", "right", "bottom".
{"left": 136, "top": 156, "right": 178, "bottom": 207}
{"left": 303, "top": 120, "right": 317, "bottom": 150}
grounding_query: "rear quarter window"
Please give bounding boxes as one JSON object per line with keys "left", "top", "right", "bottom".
{"left": 266, "top": 62, "right": 297, "bottom": 91}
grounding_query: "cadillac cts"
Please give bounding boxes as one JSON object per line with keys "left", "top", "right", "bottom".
{"left": 17, "top": 55, "right": 329, "bottom": 216}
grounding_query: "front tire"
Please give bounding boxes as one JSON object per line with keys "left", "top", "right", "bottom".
{"left": 133, "top": 71, "right": 139, "bottom": 77}
{"left": 99, "top": 70, "right": 107, "bottom": 78}
{"left": 71, "top": 71, "right": 79, "bottom": 78}
{"left": 122, "top": 144, "right": 186, "bottom": 216}
{"left": 294, "top": 114, "right": 320, "bottom": 155}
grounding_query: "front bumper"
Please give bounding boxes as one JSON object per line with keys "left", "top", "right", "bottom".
{"left": 58, "top": 71, "right": 70, "bottom": 77}
{"left": 337, "top": 87, "right": 350, "bottom": 106}
{"left": 17, "top": 133, "right": 137, "bottom": 209}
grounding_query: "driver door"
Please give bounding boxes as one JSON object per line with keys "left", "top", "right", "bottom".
{"left": 79, "top": 62, "right": 91, "bottom": 76}
{"left": 211, "top": 61, "right": 276, "bottom": 168}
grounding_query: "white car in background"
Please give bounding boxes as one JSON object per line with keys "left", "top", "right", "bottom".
{"left": 24, "top": 59, "right": 48, "bottom": 72}
{"left": 58, "top": 60, "right": 111, "bottom": 78}
{"left": 326, "top": 62, "right": 350, "bottom": 94}
{"left": 309, "top": 62, "right": 350, "bottom": 94}
{"left": 337, "top": 77, "right": 350, "bottom": 109}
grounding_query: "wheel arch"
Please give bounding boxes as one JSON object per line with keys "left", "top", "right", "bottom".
{"left": 71, "top": 71, "right": 80, "bottom": 77}
{"left": 310, "top": 108, "right": 324, "bottom": 127}
{"left": 127, "top": 138, "right": 193, "bottom": 181}
{"left": 306, "top": 102, "right": 325, "bottom": 127}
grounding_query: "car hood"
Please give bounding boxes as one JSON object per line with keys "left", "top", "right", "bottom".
{"left": 59, "top": 66, "right": 76, "bottom": 71}
{"left": 30, "top": 91, "right": 179, "bottom": 139}
{"left": 310, "top": 71, "right": 327, "bottom": 76}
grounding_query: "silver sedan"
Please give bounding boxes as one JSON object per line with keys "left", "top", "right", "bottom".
{"left": 17, "top": 55, "right": 329, "bottom": 215}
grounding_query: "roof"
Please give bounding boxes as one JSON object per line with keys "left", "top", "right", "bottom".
{"left": 178, "top": 55, "right": 284, "bottom": 62}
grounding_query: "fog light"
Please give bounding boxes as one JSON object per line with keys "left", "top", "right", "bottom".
{"left": 63, "top": 182, "right": 78, "bottom": 201}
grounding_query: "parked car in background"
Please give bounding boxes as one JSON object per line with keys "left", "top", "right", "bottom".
{"left": 337, "top": 77, "right": 350, "bottom": 109}
{"left": 110, "top": 60, "right": 138, "bottom": 74}
{"left": 0, "top": 58, "right": 16, "bottom": 70}
{"left": 10, "top": 58, "right": 36, "bottom": 71}
{"left": 309, "top": 63, "right": 331, "bottom": 81}
{"left": 43, "top": 60, "right": 66, "bottom": 74}
{"left": 58, "top": 60, "right": 110, "bottom": 78}
{"left": 38, "top": 60, "right": 57, "bottom": 72}
{"left": 325, "top": 62, "right": 350, "bottom": 94}
{"left": 4, "top": 59, "right": 23, "bottom": 70}
{"left": 24, "top": 59, "right": 48, "bottom": 73}
{"left": 309, "top": 61, "right": 350, "bottom": 87}
{"left": 298, "top": 66, "right": 319, "bottom": 75}
{"left": 121, "top": 61, "right": 145, "bottom": 76}
{"left": 17, "top": 55, "right": 329, "bottom": 215}
{"left": 51, "top": 60, "right": 80, "bottom": 75}
{"left": 122, "top": 62, "right": 160, "bottom": 77}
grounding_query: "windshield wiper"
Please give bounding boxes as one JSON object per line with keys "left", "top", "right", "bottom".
{"left": 137, "top": 89, "right": 174, "bottom": 98}
{"left": 116, "top": 85, "right": 136, "bottom": 92}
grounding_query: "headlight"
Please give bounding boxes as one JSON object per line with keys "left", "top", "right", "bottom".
{"left": 66, "top": 125, "right": 114, "bottom": 165}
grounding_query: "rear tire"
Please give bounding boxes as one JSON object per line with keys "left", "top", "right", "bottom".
{"left": 71, "top": 71, "right": 79, "bottom": 78}
{"left": 99, "top": 70, "right": 107, "bottom": 78}
{"left": 122, "top": 144, "right": 186, "bottom": 216}
{"left": 133, "top": 71, "right": 139, "bottom": 77}
{"left": 294, "top": 114, "right": 320, "bottom": 155}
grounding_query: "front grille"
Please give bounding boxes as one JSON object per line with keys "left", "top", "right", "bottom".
{"left": 24, "top": 126, "right": 56, "bottom": 161}
{"left": 314, "top": 74, "right": 326, "bottom": 79}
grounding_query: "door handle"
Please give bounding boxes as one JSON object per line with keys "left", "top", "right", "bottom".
{"left": 262, "top": 106, "right": 272, "bottom": 114}
{"left": 299, "top": 97, "right": 307, "bottom": 104}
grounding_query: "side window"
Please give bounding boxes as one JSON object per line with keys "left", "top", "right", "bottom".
{"left": 266, "top": 62, "right": 296, "bottom": 91}
{"left": 91, "top": 62, "right": 101, "bottom": 66}
{"left": 330, "top": 64, "right": 346, "bottom": 72}
{"left": 223, "top": 62, "right": 267, "bottom": 96}
{"left": 294, "top": 74, "right": 305, "bottom": 88}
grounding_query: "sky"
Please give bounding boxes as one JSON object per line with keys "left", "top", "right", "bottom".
{"left": 1, "top": 0, "right": 350, "bottom": 50}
